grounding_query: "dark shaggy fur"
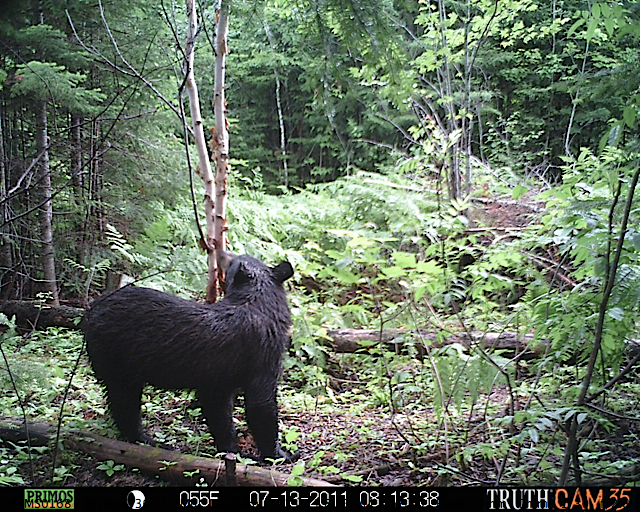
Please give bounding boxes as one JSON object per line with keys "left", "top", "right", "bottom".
{"left": 81, "top": 252, "right": 296, "bottom": 460}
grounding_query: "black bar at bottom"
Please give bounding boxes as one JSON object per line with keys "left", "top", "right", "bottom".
{"left": 5, "top": 486, "right": 637, "bottom": 511}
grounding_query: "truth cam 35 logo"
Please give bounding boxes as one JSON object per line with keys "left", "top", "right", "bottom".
{"left": 486, "top": 488, "right": 633, "bottom": 511}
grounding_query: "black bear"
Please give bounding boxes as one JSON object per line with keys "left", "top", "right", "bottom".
{"left": 81, "top": 252, "right": 296, "bottom": 461}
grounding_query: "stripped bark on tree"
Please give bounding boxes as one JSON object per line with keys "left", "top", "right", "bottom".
{"left": 184, "top": 0, "right": 218, "bottom": 303}
{"left": 211, "top": 1, "right": 231, "bottom": 301}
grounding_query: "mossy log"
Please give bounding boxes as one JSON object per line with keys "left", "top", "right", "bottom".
{"left": 0, "top": 419, "right": 332, "bottom": 487}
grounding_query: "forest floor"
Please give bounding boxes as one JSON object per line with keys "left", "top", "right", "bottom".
{"left": 18, "top": 378, "right": 640, "bottom": 488}
{"left": 6, "top": 194, "right": 640, "bottom": 488}
{"left": 13, "top": 385, "right": 524, "bottom": 487}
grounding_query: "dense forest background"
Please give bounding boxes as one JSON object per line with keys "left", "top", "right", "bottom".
{"left": 0, "top": 0, "right": 639, "bottom": 488}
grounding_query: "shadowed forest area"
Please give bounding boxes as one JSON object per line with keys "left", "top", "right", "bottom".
{"left": 1, "top": 0, "right": 640, "bottom": 490}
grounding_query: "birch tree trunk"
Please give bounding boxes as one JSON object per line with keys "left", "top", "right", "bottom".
{"left": 275, "top": 70, "right": 288, "bottom": 187}
{"left": 263, "top": 19, "right": 288, "bottom": 187}
{"left": 183, "top": 0, "right": 218, "bottom": 302}
{"left": 211, "top": 1, "right": 231, "bottom": 298}
{"left": 35, "top": 99, "right": 59, "bottom": 305}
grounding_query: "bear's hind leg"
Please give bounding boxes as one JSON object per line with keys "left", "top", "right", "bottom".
{"left": 197, "top": 390, "right": 238, "bottom": 454}
{"left": 104, "top": 381, "right": 154, "bottom": 444}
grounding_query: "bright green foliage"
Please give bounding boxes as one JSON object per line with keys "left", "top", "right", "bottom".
{"left": 286, "top": 461, "right": 305, "bottom": 486}
{"left": 532, "top": 147, "right": 640, "bottom": 370}
{"left": 478, "top": 1, "right": 639, "bottom": 174}
{"left": 96, "top": 460, "right": 125, "bottom": 477}
{"left": 222, "top": 0, "right": 409, "bottom": 187}
{"left": 0, "top": 315, "right": 55, "bottom": 403}
{"left": 0, "top": 0, "right": 639, "bottom": 488}
{"left": 0, "top": 447, "right": 26, "bottom": 486}
{"left": 7, "top": 22, "right": 102, "bottom": 109}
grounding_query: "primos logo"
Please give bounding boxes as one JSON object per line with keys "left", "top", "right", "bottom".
{"left": 24, "top": 489, "right": 75, "bottom": 509}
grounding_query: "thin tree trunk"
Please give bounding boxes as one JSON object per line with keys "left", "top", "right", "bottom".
{"left": 565, "top": 40, "right": 589, "bottom": 159}
{"left": 263, "top": 19, "right": 288, "bottom": 187}
{"left": 476, "top": 104, "right": 485, "bottom": 162}
{"left": 35, "top": 99, "right": 59, "bottom": 305}
{"left": 437, "top": 0, "right": 460, "bottom": 200}
{"left": 0, "top": 106, "right": 13, "bottom": 300}
{"left": 70, "top": 113, "right": 83, "bottom": 196}
{"left": 211, "top": 0, "right": 231, "bottom": 301}
{"left": 69, "top": 113, "right": 85, "bottom": 263}
{"left": 84, "top": 118, "right": 104, "bottom": 255}
{"left": 275, "top": 71, "right": 288, "bottom": 187}
{"left": 85, "top": 119, "right": 96, "bottom": 241}
{"left": 463, "top": 0, "right": 472, "bottom": 197}
{"left": 559, "top": 164, "right": 640, "bottom": 485}
{"left": 184, "top": 0, "right": 218, "bottom": 302}
{"left": 91, "top": 120, "right": 105, "bottom": 236}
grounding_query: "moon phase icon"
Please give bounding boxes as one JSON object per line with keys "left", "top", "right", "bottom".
{"left": 127, "top": 490, "right": 146, "bottom": 509}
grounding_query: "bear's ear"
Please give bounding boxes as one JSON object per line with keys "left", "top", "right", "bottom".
{"left": 233, "top": 261, "right": 252, "bottom": 285}
{"left": 217, "top": 251, "right": 237, "bottom": 272}
{"left": 272, "top": 261, "right": 294, "bottom": 283}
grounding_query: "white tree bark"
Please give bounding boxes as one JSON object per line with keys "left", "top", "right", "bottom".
{"left": 212, "top": 1, "right": 231, "bottom": 299}
{"left": 264, "top": 19, "right": 288, "bottom": 187}
{"left": 184, "top": 0, "right": 218, "bottom": 301}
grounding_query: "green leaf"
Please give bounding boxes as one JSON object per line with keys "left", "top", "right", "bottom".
{"left": 567, "top": 18, "right": 585, "bottom": 37}
{"left": 12, "top": 61, "right": 104, "bottom": 111}
{"left": 609, "top": 123, "right": 622, "bottom": 145}
{"left": 623, "top": 106, "right": 636, "bottom": 128}
{"left": 291, "top": 462, "right": 305, "bottom": 477}
{"left": 392, "top": 251, "right": 416, "bottom": 269}
{"left": 285, "top": 430, "right": 300, "bottom": 443}
{"left": 512, "top": 184, "right": 528, "bottom": 200}
{"left": 586, "top": 18, "right": 598, "bottom": 41}
{"left": 324, "top": 250, "right": 344, "bottom": 261}
{"left": 382, "top": 266, "right": 407, "bottom": 278}
{"left": 415, "top": 260, "right": 441, "bottom": 274}
{"left": 603, "top": 18, "right": 615, "bottom": 36}
{"left": 286, "top": 476, "right": 304, "bottom": 487}
{"left": 335, "top": 268, "right": 360, "bottom": 284}
{"left": 347, "top": 236, "right": 373, "bottom": 249}
{"left": 607, "top": 307, "right": 624, "bottom": 321}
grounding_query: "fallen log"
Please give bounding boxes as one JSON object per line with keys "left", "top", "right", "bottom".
{"left": 0, "top": 419, "right": 333, "bottom": 487}
{"left": 11, "top": 302, "right": 636, "bottom": 362}
{"left": 326, "top": 329, "right": 544, "bottom": 359}
{"left": 0, "top": 301, "right": 83, "bottom": 330}
{"left": 0, "top": 300, "right": 546, "bottom": 359}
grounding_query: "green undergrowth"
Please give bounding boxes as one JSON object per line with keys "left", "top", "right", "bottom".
{"left": 1, "top": 313, "right": 639, "bottom": 486}
{"left": 3, "top": 159, "right": 640, "bottom": 485}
